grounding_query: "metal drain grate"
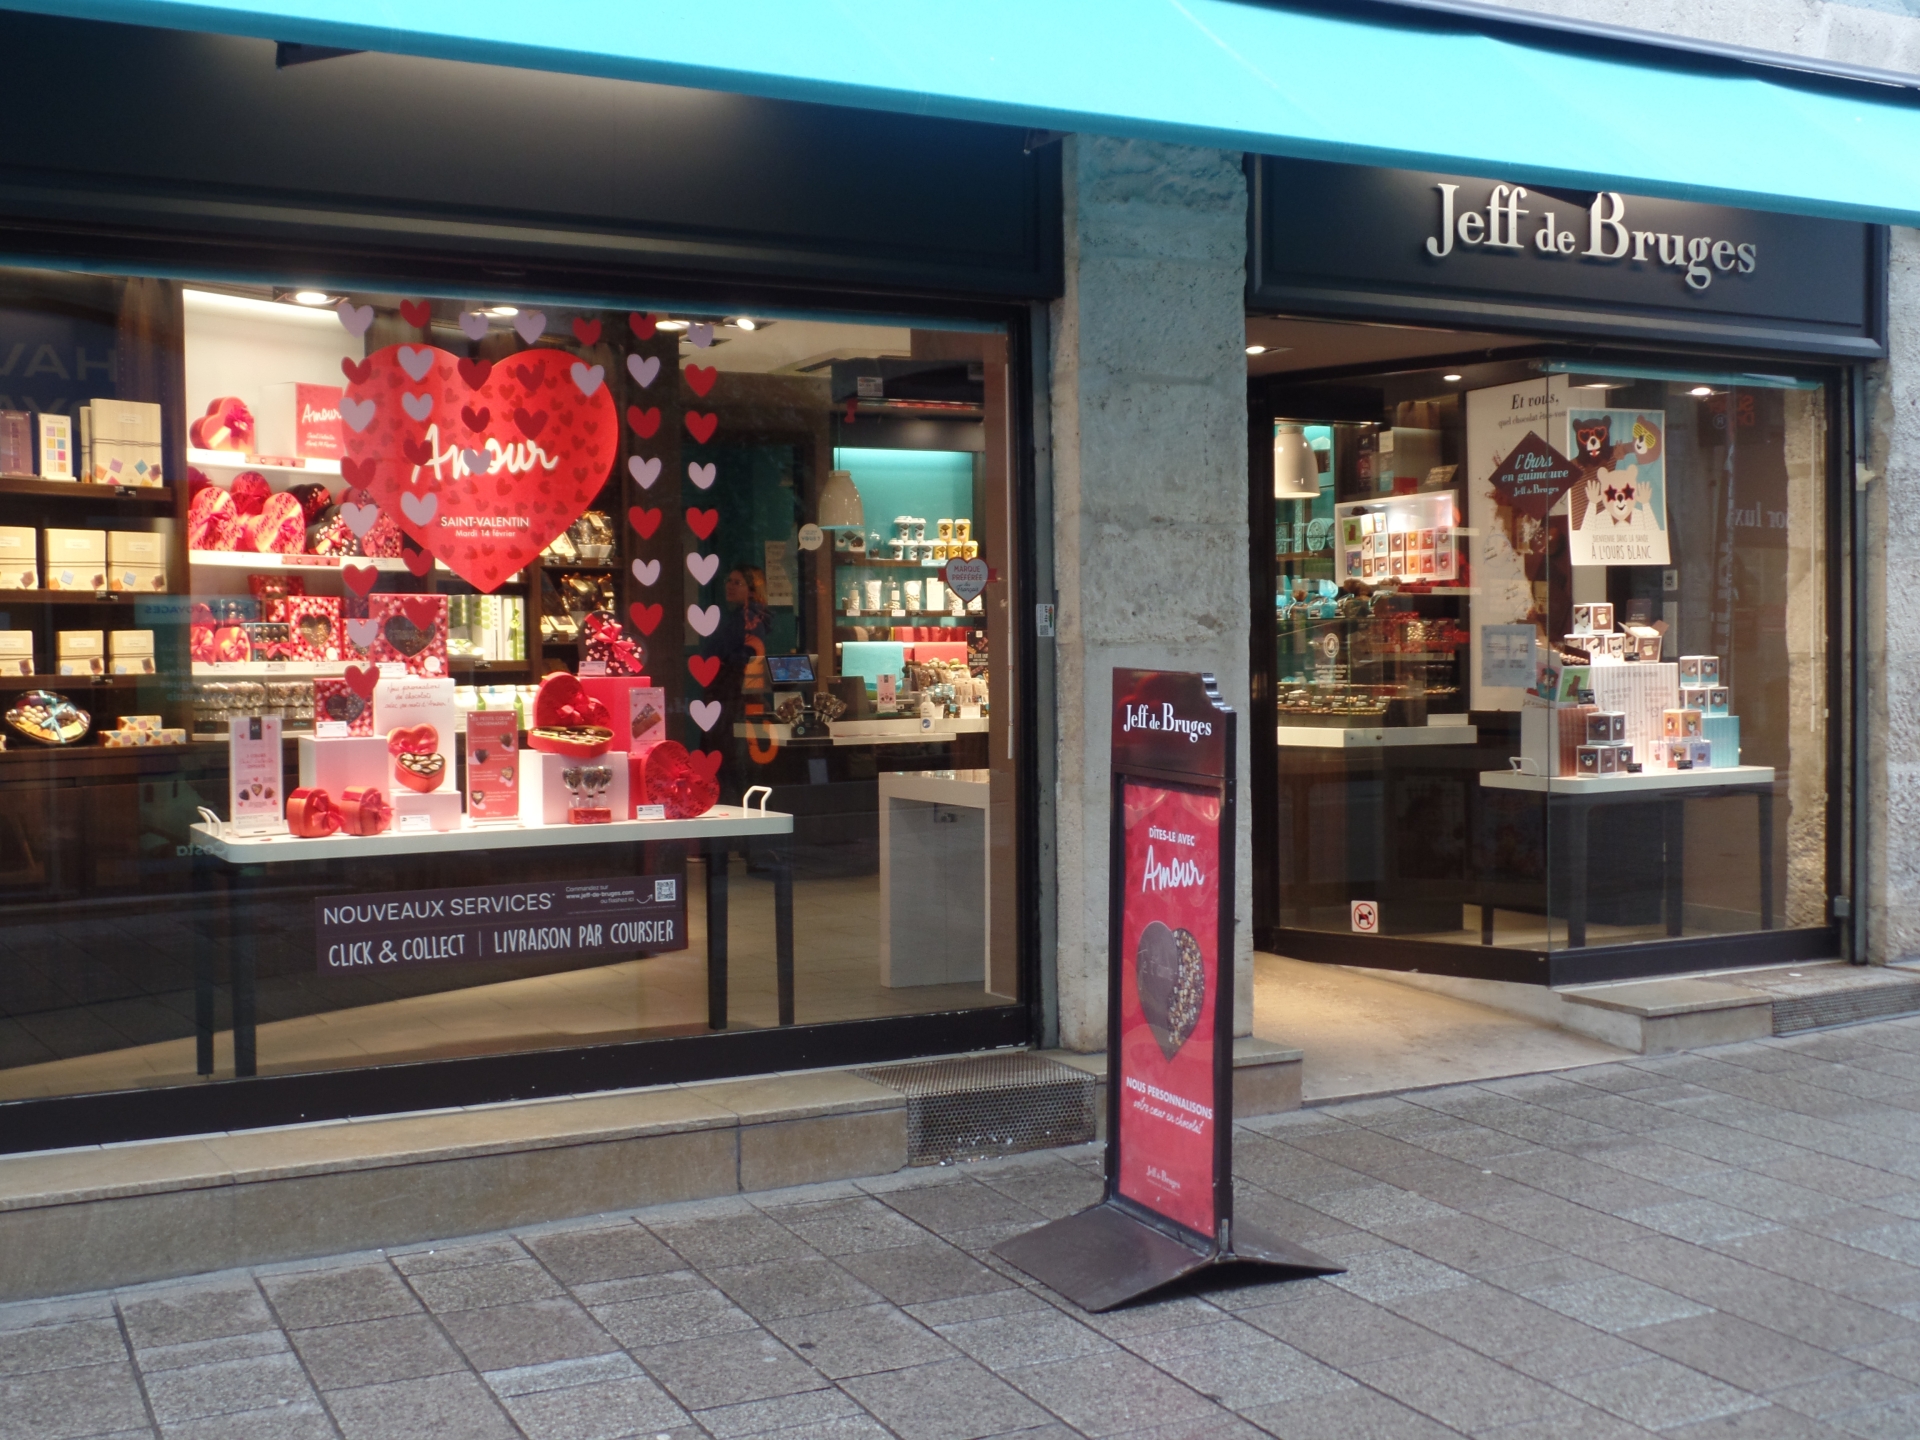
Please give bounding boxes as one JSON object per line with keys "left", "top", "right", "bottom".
{"left": 1773, "top": 982, "right": 1920, "bottom": 1034}
{"left": 858, "top": 1052, "right": 1097, "bottom": 1166}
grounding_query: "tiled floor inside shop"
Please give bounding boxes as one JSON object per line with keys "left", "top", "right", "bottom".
{"left": 0, "top": 861, "right": 997, "bottom": 1101}
{"left": 18, "top": 1016, "right": 1920, "bottom": 1438}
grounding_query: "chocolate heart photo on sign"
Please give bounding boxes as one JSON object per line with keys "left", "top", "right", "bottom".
{"left": 1135, "top": 921, "right": 1205, "bottom": 1060}
{"left": 341, "top": 344, "right": 618, "bottom": 591}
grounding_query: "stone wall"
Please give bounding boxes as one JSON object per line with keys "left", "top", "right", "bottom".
{"left": 1490, "top": 0, "right": 1920, "bottom": 68}
{"left": 1049, "top": 135, "right": 1252, "bottom": 1049}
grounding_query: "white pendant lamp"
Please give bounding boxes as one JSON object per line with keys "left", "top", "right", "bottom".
{"left": 818, "top": 468, "right": 865, "bottom": 527}
{"left": 1273, "top": 423, "right": 1321, "bottom": 500}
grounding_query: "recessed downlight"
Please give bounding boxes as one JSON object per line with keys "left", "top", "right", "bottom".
{"left": 291, "top": 290, "right": 332, "bottom": 306}
{"left": 1689, "top": 385, "right": 1714, "bottom": 397}
{"left": 656, "top": 319, "right": 689, "bottom": 332}
{"left": 486, "top": 305, "right": 519, "bottom": 317}
{"left": 1245, "top": 344, "right": 1268, "bottom": 356}
{"left": 1442, "top": 373, "right": 1463, "bottom": 382}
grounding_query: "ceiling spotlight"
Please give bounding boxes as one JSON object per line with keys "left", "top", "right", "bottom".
{"left": 290, "top": 290, "right": 332, "bottom": 306}
{"left": 730, "top": 317, "right": 758, "bottom": 331}
{"left": 1689, "top": 385, "right": 1714, "bottom": 397}
{"left": 1245, "top": 344, "right": 1268, "bottom": 356}
{"left": 1442, "top": 373, "right": 1463, "bottom": 383}
{"left": 656, "top": 319, "right": 689, "bottom": 332}
{"left": 485, "top": 305, "right": 519, "bottom": 317}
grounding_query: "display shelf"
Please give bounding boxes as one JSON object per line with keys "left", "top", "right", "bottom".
{"left": 0, "top": 591, "right": 168, "bottom": 607}
{"left": 191, "top": 660, "right": 530, "bottom": 679}
{"left": 542, "top": 560, "right": 618, "bottom": 571}
{"left": 832, "top": 556, "right": 964, "bottom": 569}
{"left": 0, "top": 673, "right": 155, "bottom": 691}
{"left": 1479, "top": 763, "right": 1775, "bottom": 796}
{"left": 190, "top": 802, "right": 792, "bottom": 863}
{"left": 837, "top": 612, "right": 983, "bottom": 622}
{"left": 1278, "top": 723, "right": 1479, "bottom": 749}
{"left": 0, "top": 475, "right": 173, "bottom": 503}
{"left": 188, "top": 448, "right": 341, "bottom": 476}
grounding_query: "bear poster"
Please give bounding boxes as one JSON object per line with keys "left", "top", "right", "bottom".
{"left": 1561, "top": 408, "right": 1670, "bottom": 567}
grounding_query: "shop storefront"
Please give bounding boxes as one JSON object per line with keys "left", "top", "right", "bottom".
{"left": 1246, "top": 158, "right": 1880, "bottom": 985}
{"left": 0, "top": 12, "right": 1055, "bottom": 1150}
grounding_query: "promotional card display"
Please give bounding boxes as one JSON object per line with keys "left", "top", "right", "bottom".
{"left": 465, "top": 710, "right": 520, "bottom": 822}
{"left": 372, "top": 676, "right": 459, "bottom": 829}
{"left": 228, "top": 714, "right": 284, "bottom": 834}
{"left": 1335, "top": 491, "right": 1456, "bottom": 585}
{"left": 1561, "top": 407, "right": 1670, "bottom": 566}
{"left": 994, "top": 669, "right": 1338, "bottom": 1311}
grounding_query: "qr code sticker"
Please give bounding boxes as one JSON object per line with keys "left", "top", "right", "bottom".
{"left": 653, "top": 878, "right": 677, "bottom": 903}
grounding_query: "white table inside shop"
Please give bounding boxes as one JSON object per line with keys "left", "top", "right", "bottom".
{"left": 189, "top": 805, "right": 794, "bottom": 1077}
{"left": 878, "top": 769, "right": 990, "bottom": 988}
{"left": 1478, "top": 765, "right": 1776, "bottom": 948}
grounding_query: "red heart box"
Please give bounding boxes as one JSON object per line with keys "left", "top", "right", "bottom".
{"left": 343, "top": 345, "right": 618, "bottom": 592}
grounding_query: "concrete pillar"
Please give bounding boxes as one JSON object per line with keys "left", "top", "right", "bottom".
{"left": 1866, "top": 227, "right": 1920, "bottom": 961}
{"left": 1049, "top": 135, "right": 1251, "bottom": 1050}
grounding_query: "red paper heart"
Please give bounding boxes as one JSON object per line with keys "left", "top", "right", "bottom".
{"left": 687, "top": 749, "right": 723, "bottom": 782}
{"left": 514, "top": 408, "right": 547, "bottom": 440}
{"left": 684, "top": 364, "right": 717, "bottom": 397}
{"left": 461, "top": 405, "right": 490, "bottom": 433}
{"left": 343, "top": 345, "right": 618, "bottom": 592}
{"left": 627, "top": 406, "right": 661, "bottom": 438}
{"left": 688, "top": 654, "right": 722, "bottom": 686}
{"left": 572, "top": 318, "right": 602, "bottom": 345}
{"left": 686, "top": 508, "right": 718, "bottom": 540}
{"left": 685, "top": 411, "right": 717, "bottom": 444}
{"left": 400, "top": 597, "right": 438, "bottom": 630}
{"left": 628, "top": 312, "right": 656, "bottom": 340}
{"left": 343, "top": 564, "right": 379, "bottom": 596}
{"left": 341, "top": 357, "right": 373, "bottom": 385}
{"left": 629, "top": 507, "right": 661, "bottom": 539}
{"left": 344, "top": 663, "right": 378, "bottom": 699}
{"left": 399, "top": 299, "right": 431, "bottom": 328}
{"left": 401, "top": 548, "right": 432, "bottom": 577}
{"left": 341, "top": 457, "right": 376, "bottom": 490}
{"left": 630, "top": 602, "right": 663, "bottom": 635}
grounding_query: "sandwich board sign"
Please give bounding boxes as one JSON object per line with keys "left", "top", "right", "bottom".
{"left": 994, "top": 668, "right": 1340, "bottom": 1310}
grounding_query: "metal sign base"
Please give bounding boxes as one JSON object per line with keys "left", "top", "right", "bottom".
{"left": 994, "top": 1202, "right": 1342, "bottom": 1313}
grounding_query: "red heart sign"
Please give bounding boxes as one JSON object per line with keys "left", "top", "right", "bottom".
{"left": 572, "top": 318, "right": 602, "bottom": 346}
{"left": 401, "top": 597, "right": 439, "bottom": 630}
{"left": 343, "top": 563, "right": 379, "bottom": 596}
{"left": 687, "top": 749, "right": 723, "bottom": 782}
{"left": 628, "top": 312, "right": 656, "bottom": 339}
{"left": 402, "top": 548, "right": 433, "bottom": 577}
{"left": 399, "top": 299, "right": 431, "bottom": 328}
{"left": 341, "top": 357, "right": 372, "bottom": 385}
{"left": 686, "top": 508, "right": 718, "bottom": 540}
{"left": 630, "top": 602, "right": 663, "bottom": 635}
{"left": 684, "top": 364, "right": 716, "bottom": 397}
{"left": 343, "top": 344, "right": 618, "bottom": 592}
{"left": 629, "top": 507, "right": 661, "bottom": 539}
{"left": 627, "top": 406, "right": 660, "bottom": 438}
{"left": 688, "top": 655, "right": 722, "bottom": 687}
{"left": 344, "top": 664, "right": 378, "bottom": 699}
{"left": 341, "top": 457, "right": 375, "bottom": 490}
{"left": 685, "top": 411, "right": 717, "bottom": 444}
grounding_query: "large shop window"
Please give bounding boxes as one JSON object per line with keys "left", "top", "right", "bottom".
{"left": 1266, "top": 360, "right": 1831, "bottom": 961}
{"left": 0, "top": 270, "right": 1022, "bottom": 1103}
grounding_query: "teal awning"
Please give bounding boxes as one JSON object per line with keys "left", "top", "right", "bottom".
{"left": 24, "top": 0, "right": 1920, "bottom": 226}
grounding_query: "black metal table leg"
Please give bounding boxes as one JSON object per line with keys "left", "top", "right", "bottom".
{"left": 193, "top": 852, "right": 216, "bottom": 1076}
{"left": 706, "top": 838, "right": 728, "bottom": 1030}
{"left": 1568, "top": 800, "right": 1589, "bottom": 949}
{"left": 1665, "top": 799, "right": 1686, "bottom": 938}
{"left": 1481, "top": 904, "right": 1495, "bottom": 945}
{"left": 1758, "top": 789, "right": 1775, "bottom": 930}
{"left": 774, "top": 843, "right": 794, "bottom": 1027}
{"left": 232, "top": 865, "right": 258, "bottom": 1078}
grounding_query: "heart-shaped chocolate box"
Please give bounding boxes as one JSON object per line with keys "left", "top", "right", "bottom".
{"left": 1135, "top": 921, "right": 1205, "bottom": 1060}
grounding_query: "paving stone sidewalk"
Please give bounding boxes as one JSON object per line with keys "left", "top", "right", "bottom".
{"left": 19, "top": 1018, "right": 1920, "bottom": 1439}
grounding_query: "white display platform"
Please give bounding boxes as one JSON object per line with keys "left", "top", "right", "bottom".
{"left": 1479, "top": 763, "right": 1775, "bottom": 796}
{"left": 730, "top": 716, "right": 990, "bottom": 746}
{"left": 191, "top": 803, "right": 791, "bottom": 865}
{"left": 1277, "top": 723, "right": 1479, "bottom": 749}
{"left": 878, "top": 769, "right": 990, "bottom": 989}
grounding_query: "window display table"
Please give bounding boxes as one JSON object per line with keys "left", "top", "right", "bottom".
{"left": 878, "top": 769, "right": 990, "bottom": 988}
{"left": 188, "top": 804, "right": 795, "bottom": 1078}
{"left": 1277, "top": 722, "right": 1479, "bottom": 749}
{"left": 1478, "top": 766, "right": 1776, "bottom": 948}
